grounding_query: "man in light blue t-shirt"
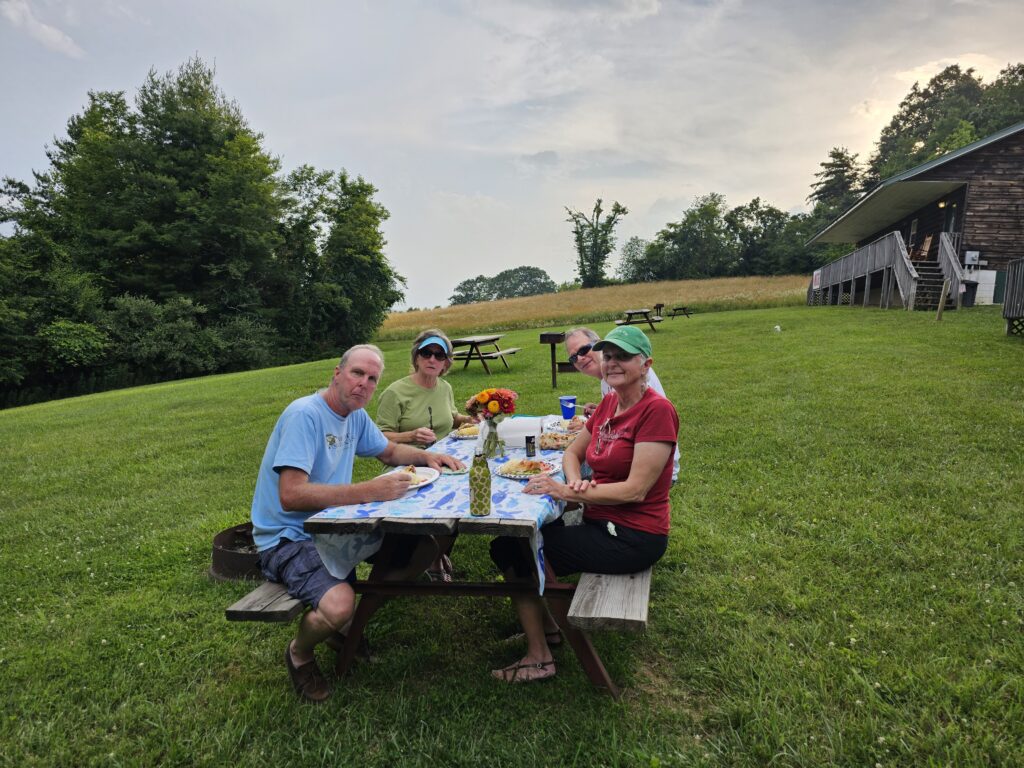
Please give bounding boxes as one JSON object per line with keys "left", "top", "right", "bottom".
{"left": 251, "top": 344, "right": 462, "bottom": 702}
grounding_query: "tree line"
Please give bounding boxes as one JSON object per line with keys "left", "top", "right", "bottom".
{"left": 0, "top": 59, "right": 404, "bottom": 407}
{"left": 566, "top": 62, "right": 1024, "bottom": 288}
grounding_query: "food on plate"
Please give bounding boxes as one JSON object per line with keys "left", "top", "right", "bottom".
{"left": 455, "top": 424, "right": 479, "bottom": 437}
{"left": 501, "top": 459, "right": 552, "bottom": 476}
{"left": 539, "top": 431, "right": 578, "bottom": 451}
{"left": 562, "top": 415, "right": 586, "bottom": 432}
{"left": 395, "top": 465, "right": 428, "bottom": 485}
{"left": 441, "top": 465, "right": 469, "bottom": 475}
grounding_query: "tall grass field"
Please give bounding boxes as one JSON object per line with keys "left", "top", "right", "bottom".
{"left": 1, "top": 304, "right": 1022, "bottom": 767}
{"left": 380, "top": 274, "right": 809, "bottom": 339}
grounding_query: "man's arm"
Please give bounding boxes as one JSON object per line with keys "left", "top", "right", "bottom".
{"left": 376, "top": 440, "right": 463, "bottom": 471}
{"left": 278, "top": 466, "right": 414, "bottom": 510}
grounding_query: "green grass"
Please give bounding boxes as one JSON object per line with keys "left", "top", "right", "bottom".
{"left": 1, "top": 305, "right": 1022, "bottom": 767}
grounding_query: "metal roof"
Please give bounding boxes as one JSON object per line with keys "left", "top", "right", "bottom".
{"left": 808, "top": 119, "right": 1024, "bottom": 245}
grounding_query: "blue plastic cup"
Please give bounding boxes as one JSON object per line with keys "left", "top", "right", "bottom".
{"left": 559, "top": 395, "right": 577, "bottom": 419}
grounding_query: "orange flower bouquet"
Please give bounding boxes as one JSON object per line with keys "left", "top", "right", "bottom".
{"left": 465, "top": 388, "right": 517, "bottom": 457}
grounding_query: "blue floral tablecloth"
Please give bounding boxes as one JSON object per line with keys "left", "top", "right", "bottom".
{"left": 310, "top": 422, "right": 566, "bottom": 593}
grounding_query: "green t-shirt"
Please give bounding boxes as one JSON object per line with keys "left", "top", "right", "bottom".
{"left": 375, "top": 375, "right": 459, "bottom": 446}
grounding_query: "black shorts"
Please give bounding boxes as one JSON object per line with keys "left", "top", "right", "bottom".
{"left": 490, "top": 517, "right": 667, "bottom": 579}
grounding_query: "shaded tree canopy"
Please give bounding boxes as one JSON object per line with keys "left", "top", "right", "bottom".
{"left": 0, "top": 58, "right": 404, "bottom": 407}
{"left": 448, "top": 266, "right": 556, "bottom": 305}
{"left": 616, "top": 236, "right": 652, "bottom": 282}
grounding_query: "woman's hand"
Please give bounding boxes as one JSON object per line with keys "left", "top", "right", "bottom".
{"left": 582, "top": 402, "right": 599, "bottom": 418}
{"left": 409, "top": 427, "right": 437, "bottom": 445}
{"left": 523, "top": 474, "right": 569, "bottom": 500}
{"left": 565, "top": 477, "right": 597, "bottom": 494}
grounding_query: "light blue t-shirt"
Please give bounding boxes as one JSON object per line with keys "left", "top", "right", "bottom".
{"left": 251, "top": 393, "right": 389, "bottom": 551}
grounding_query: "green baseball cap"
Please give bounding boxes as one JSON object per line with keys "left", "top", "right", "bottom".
{"left": 592, "top": 325, "right": 652, "bottom": 357}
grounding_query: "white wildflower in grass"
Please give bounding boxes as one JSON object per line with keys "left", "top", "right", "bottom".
{"left": 101, "top": 639, "right": 108, "bottom": 645}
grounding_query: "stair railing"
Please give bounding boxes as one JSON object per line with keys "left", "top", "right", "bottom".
{"left": 890, "top": 234, "right": 919, "bottom": 310}
{"left": 937, "top": 232, "right": 966, "bottom": 310}
{"left": 809, "top": 231, "right": 918, "bottom": 309}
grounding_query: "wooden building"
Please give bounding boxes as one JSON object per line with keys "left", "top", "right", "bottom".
{"left": 807, "top": 120, "right": 1024, "bottom": 310}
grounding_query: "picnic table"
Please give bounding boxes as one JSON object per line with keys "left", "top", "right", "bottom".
{"left": 450, "top": 334, "right": 520, "bottom": 374}
{"left": 298, "top": 430, "right": 628, "bottom": 696}
{"left": 616, "top": 308, "right": 662, "bottom": 332}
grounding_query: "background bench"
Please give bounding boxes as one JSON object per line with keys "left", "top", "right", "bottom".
{"left": 614, "top": 317, "right": 662, "bottom": 327}
{"left": 669, "top": 306, "right": 692, "bottom": 318}
{"left": 451, "top": 346, "right": 520, "bottom": 361}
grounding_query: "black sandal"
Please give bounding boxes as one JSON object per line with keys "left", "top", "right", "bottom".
{"left": 492, "top": 658, "right": 556, "bottom": 683}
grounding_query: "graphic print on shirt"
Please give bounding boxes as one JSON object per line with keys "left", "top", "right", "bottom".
{"left": 593, "top": 418, "right": 626, "bottom": 455}
{"left": 324, "top": 421, "right": 354, "bottom": 452}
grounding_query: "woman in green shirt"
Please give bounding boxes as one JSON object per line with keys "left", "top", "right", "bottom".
{"left": 375, "top": 329, "right": 475, "bottom": 580}
{"left": 375, "top": 329, "right": 476, "bottom": 446}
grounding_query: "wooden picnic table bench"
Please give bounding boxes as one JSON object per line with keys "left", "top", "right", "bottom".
{"left": 226, "top": 563, "right": 652, "bottom": 698}
{"left": 616, "top": 308, "right": 662, "bottom": 332}
{"left": 568, "top": 568, "right": 652, "bottom": 632}
{"left": 669, "top": 306, "right": 693, "bottom": 318}
{"left": 227, "top": 567, "right": 653, "bottom": 632}
{"left": 450, "top": 334, "right": 519, "bottom": 374}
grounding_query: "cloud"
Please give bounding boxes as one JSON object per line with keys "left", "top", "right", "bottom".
{"left": 1, "top": 0, "right": 84, "bottom": 58}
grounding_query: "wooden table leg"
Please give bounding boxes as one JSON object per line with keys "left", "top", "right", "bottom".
{"left": 476, "top": 345, "right": 492, "bottom": 374}
{"left": 548, "top": 343, "right": 557, "bottom": 388}
{"left": 335, "top": 536, "right": 397, "bottom": 676}
{"left": 493, "top": 343, "right": 512, "bottom": 370}
{"left": 538, "top": 555, "right": 621, "bottom": 699}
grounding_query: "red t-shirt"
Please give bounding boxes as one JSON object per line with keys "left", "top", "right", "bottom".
{"left": 583, "top": 387, "right": 679, "bottom": 536}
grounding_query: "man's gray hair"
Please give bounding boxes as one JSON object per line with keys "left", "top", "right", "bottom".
{"left": 338, "top": 344, "right": 385, "bottom": 370}
{"left": 565, "top": 327, "right": 600, "bottom": 346}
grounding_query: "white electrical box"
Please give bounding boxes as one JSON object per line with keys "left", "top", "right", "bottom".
{"left": 965, "top": 250, "right": 980, "bottom": 265}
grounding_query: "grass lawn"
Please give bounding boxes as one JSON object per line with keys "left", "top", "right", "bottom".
{"left": 1, "top": 304, "right": 1022, "bottom": 767}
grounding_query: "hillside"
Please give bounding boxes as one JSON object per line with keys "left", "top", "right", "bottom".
{"left": 1, "top": 305, "right": 1022, "bottom": 766}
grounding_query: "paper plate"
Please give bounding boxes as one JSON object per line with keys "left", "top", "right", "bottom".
{"left": 496, "top": 460, "right": 557, "bottom": 480}
{"left": 384, "top": 466, "right": 440, "bottom": 490}
{"left": 451, "top": 428, "right": 480, "bottom": 440}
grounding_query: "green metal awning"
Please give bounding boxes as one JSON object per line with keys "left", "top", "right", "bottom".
{"left": 808, "top": 180, "right": 963, "bottom": 244}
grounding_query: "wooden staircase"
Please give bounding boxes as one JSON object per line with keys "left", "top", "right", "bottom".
{"left": 912, "top": 260, "right": 957, "bottom": 311}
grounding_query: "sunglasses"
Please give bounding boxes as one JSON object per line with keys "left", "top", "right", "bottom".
{"left": 601, "top": 347, "right": 639, "bottom": 362}
{"left": 568, "top": 343, "right": 594, "bottom": 365}
{"left": 417, "top": 348, "right": 449, "bottom": 361}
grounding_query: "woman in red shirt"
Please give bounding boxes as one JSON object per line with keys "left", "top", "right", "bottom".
{"left": 490, "top": 325, "right": 678, "bottom": 683}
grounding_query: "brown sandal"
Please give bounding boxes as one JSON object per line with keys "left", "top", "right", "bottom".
{"left": 491, "top": 658, "right": 556, "bottom": 683}
{"left": 285, "top": 643, "right": 331, "bottom": 703}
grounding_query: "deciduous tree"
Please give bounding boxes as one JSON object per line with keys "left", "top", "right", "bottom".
{"left": 565, "top": 198, "right": 628, "bottom": 288}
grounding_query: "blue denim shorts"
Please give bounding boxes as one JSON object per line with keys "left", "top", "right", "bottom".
{"left": 258, "top": 538, "right": 354, "bottom": 610}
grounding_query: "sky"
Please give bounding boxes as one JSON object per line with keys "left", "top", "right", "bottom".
{"left": 2, "top": 0, "right": 1022, "bottom": 309}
